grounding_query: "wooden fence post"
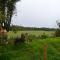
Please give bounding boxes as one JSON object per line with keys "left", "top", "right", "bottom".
{"left": 44, "top": 43, "right": 48, "bottom": 60}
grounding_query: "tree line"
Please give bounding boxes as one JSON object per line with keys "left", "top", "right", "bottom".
{"left": 10, "top": 25, "right": 57, "bottom": 31}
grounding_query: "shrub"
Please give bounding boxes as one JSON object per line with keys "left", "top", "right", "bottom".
{"left": 40, "top": 33, "right": 48, "bottom": 39}
{"left": 20, "top": 33, "right": 25, "bottom": 43}
{"left": 55, "top": 29, "right": 60, "bottom": 37}
{"left": 14, "top": 33, "right": 25, "bottom": 45}
{"left": 28, "top": 34, "right": 36, "bottom": 39}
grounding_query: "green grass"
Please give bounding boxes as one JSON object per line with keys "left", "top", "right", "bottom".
{"left": 0, "top": 37, "right": 60, "bottom": 60}
{"left": 8, "top": 31, "right": 55, "bottom": 39}
{"left": 31, "top": 37, "right": 60, "bottom": 60}
{"left": 0, "top": 31, "right": 60, "bottom": 60}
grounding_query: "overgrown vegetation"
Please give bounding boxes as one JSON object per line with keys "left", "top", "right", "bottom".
{"left": 0, "top": 37, "right": 60, "bottom": 60}
{"left": 55, "top": 21, "right": 60, "bottom": 37}
{"left": 55, "top": 29, "right": 60, "bottom": 37}
{"left": 0, "top": 28, "right": 60, "bottom": 60}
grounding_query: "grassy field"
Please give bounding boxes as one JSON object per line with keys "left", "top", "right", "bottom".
{"left": 0, "top": 37, "right": 60, "bottom": 60}
{"left": 0, "top": 31, "right": 60, "bottom": 60}
{"left": 8, "top": 31, "right": 55, "bottom": 39}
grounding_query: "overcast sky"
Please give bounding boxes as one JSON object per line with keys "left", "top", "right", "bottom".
{"left": 12, "top": 0, "right": 60, "bottom": 28}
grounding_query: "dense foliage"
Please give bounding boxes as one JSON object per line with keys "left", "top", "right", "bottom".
{"left": 55, "top": 29, "right": 60, "bottom": 37}
{"left": 0, "top": 0, "right": 20, "bottom": 31}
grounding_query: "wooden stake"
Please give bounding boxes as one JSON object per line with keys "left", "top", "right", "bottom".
{"left": 44, "top": 43, "right": 48, "bottom": 60}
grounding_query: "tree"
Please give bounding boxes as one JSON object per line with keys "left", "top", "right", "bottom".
{"left": 56, "top": 20, "right": 60, "bottom": 28}
{"left": 0, "top": 0, "right": 20, "bottom": 31}
{"left": 55, "top": 20, "right": 60, "bottom": 37}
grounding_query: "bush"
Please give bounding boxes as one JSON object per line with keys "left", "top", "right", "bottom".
{"left": 55, "top": 29, "right": 60, "bottom": 37}
{"left": 40, "top": 33, "right": 48, "bottom": 39}
{"left": 20, "top": 33, "right": 26, "bottom": 43}
{"left": 14, "top": 33, "right": 25, "bottom": 45}
{"left": 28, "top": 34, "right": 36, "bottom": 39}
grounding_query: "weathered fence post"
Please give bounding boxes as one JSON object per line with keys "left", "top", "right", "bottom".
{"left": 44, "top": 43, "right": 48, "bottom": 60}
